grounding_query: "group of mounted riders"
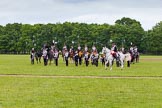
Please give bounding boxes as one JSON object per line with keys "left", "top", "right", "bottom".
{"left": 30, "top": 42, "right": 139, "bottom": 68}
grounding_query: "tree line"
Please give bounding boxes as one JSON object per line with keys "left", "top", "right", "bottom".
{"left": 0, "top": 17, "right": 162, "bottom": 55}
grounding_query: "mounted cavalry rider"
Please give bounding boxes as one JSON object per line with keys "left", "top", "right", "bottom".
{"left": 92, "top": 45, "right": 97, "bottom": 52}
{"left": 84, "top": 44, "right": 90, "bottom": 66}
{"left": 63, "top": 44, "right": 67, "bottom": 51}
{"left": 42, "top": 48, "right": 48, "bottom": 66}
{"left": 69, "top": 45, "right": 75, "bottom": 57}
{"left": 84, "top": 44, "right": 88, "bottom": 52}
{"left": 74, "top": 50, "right": 79, "bottom": 66}
{"left": 69, "top": 46, "right": 74, "bottom": 53}
{"left": 111, "top": 42, "right": 118, "bottom": 59}
{"left": 90, "top": 50, "right": 99, "bottom": 67}
{"left": 30, "top": 48, "right": 35, "bottom": 64}
{"left": 54, "top": 49, "right": 59, "bottom": 66}
{"left": 78, "top": 44, "right": 83, "bottom": 65}
{"left": 100, "top": 46, "right": 106, "bottom": 66}
{"left": 62, "top": 44, "right": 67, "bottom": 61}
{"left": 51, "top": 41, "right": 55, "bottom": 50}
{"left": 69, "top": 46, "right": 75, "bottom": 63}
{"left": 129, "top": 45, "right": 134, "bottom": 55}
{"left": 134, "top": 46, "right": 138, "bottom": 53}
{"left": 78, "top": 44, "right": 81, "bottom": 51}
{"left": 64, "top": 49, "right": 69, "bottom": 66}
{"left": 91, "top": 45, "right": 98, "bottom": 59}
{"left": 90, "top": 45, "right": 99, "bottom": 66}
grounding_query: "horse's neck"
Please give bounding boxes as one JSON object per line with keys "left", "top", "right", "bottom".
{"left": 106, "top": 48, "right": 111, "bottom": 53}
{"left": 105, "top": 50, "right": 111, "bottom": 57}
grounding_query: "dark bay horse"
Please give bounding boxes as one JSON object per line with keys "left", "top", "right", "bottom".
{"left": 35, "top": 51, "right": 42, "bottom": 64}
{"left": 69, "top": 50, "right": 74, "bottom": 63}
{"left": 130, "top": 51, "right": 140, "bottom": 63}
{"left": 48, "top": 49, "right": 54, "bottom": 65}
{"left": 78, "top": 50, "right": 83, "bottom": 65}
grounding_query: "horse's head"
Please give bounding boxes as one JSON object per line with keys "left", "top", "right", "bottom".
{"left": 102, "top": 47, "right": 106, "bottom": 54}
{"left": 102, "top": 47, "right": 110, "bottom": 54}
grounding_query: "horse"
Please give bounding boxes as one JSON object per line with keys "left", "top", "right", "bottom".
{"left": 100, "top": 53, "right": 106, "bottom": 66}
{"left": 90, "top": 51, "right": 99, "bottom": 67}
{"left": 62, "top": 49, "right": 66, "bottom": 61}
{"left": 35, "top": 50, "right": 42, "bottom": 64}
{"left": 30, "top": 52, "right": 35, "bottom": 64}
{"left": 117, "top": 51, "right": 125, "bottom": 69}
{"left": 78, "top": 50, "right": 83, "bottom": 65}
{"left": 130, "top": 51, "right": 135, "bottom": 64}
{"left": 69, "top": 50, "right": 74, "bottom": 63}
{"left": 48, "top": 49, "right": 54, "bottom": 65}
{"left": 130, "top": 50, "right": 139, "bottom": 63}
{"left": 135, "top": 51, "right": 140, "bottom": 63}
{"left": 102, "top": 47, "right": 125, "bottom": 70}
{"left": 42, "top": 48, "right": 48, "bottom": 66}
{"left": 53, "top": 50, "right": 59, "bottom": 66}
{"left": 102, "top": 47, "right": 114, "bottom": 70}
{"left": 125, "top": 52, "right": 131, "bottom": 67}
{"left": 84, "top": 51, "right": 90, "bottom": 67}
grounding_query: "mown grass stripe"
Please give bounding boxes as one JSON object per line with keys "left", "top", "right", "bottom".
{"left": 1, "top": 74, "right": 162, "bottom": 79}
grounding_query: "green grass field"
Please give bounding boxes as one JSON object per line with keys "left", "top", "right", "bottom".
{"left": 0, "top": 55, "right": 162, "bottom": 108}
{"left": 0, "top": 55, "right": 162, "bottom": 76}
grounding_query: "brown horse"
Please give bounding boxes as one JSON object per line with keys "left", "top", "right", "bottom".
{"left": 62, "top": 49, "right": 66, "bottom": 61}
{"left": 48, "top": 49, "right": 54, "bottom": 65}
{"left": 35, "top": 50, "right": 42, "bottom": 64}
{"left": 69, "top": 51, "right": 74, "bottom": 63}
{"left": 78, "top": 50, "right": 83, "bottom": 65}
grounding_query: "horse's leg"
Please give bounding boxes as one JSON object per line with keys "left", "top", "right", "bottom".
{"left": 70, "top": 57, "right": 73, "bottom": 63}
{"left": 109, "top": 60, "right": 112, "bottom": 71}
{"left": 120, "top": 59, "right": 124, "bottom": 70}
{"left": 127, "top": 61, "right": 130, "bottom": 67}
{"left": 131, "top": 57, "right": 133, "bottom": 63}
{"left": 105, "top": 61, "right": 108, "bottom": 70}
{"left": 86, "top": 60, "right": 89, "bottom": 67}
{"left": 56, "top": 58, "right": 58, "bottom": 66}
{"left": 131, "top": 55, "right": 133, "bottom": 63}
{"left": 132, "top": 56, "right": 135, "bottom": 64}
{"left": 53, "top": 58, "right": 55, "bottom": 64}
{"left": 31, "top": 59, "right": 33, "bottom": 64}
{"left": 49, "top": 59, "right": 51, "bottom": 65}
{"left": 112, "top": 59, "right": 114, "bottom": 66}
{"left": 36, "top": 57, "right": 38, "bottom": 64}
{"left": 79, "top": 57, "right": 82, "bottom": 65}
{"left": 136, "top": 55, "right": 139, "bottom": 63}
{"left": 101, "top": 59, "right": 104, "bottom": 66}
{"left": 96, "top": 60, "right": 98, "bottom": 67}
{"left": 43, "top": 58, "right": 46, "bottom": 66}
{"left": 70, "top": 57, "right": 72, "bottom": 63}
{"left": 39, "top": 57, "right": 41, "bottom": 63}
{"left": 72, "top": 56, "right": 74, "bottom": 63}
{"left": 69, "top": 57, "right": 71, "bottom": 63}
{"left": 73, "top": 57, "right": 74, "bottom": 63}
{"left": 116, "top": 59, "right": 120, "bottom": 67}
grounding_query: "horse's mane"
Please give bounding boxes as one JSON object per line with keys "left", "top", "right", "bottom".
{"left": 104, "top": 48, "right": 111, "bottom": 53}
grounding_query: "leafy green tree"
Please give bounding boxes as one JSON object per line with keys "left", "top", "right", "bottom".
{"left": 0, "top": 18, "right": 161, "bottom": 54}
{"left": 147, "top": 21, "right": 162, "bottom": 54}
{"left": 115, "top": 17, "right": 145, "bottom": 52}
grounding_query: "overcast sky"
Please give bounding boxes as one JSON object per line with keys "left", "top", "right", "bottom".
{"left": 0, "top": 0, "right": 162, "bottom": 30}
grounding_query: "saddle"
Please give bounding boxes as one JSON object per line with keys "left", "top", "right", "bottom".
{"left": 111, "top": 51, "right": 120, "bottom": 60}
{"left": 111, "top": 51, "right": 116, "bottom": 58}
